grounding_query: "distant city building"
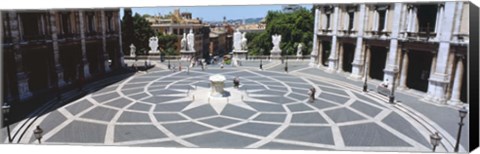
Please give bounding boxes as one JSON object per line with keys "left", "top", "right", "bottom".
{"left": 145, "top": 9, "right": 209, "bottom": 57}
{"left": 2, "top": 9, "right": 124, "bottom": 102}
{"left": 311, "top": 2, "right": 469, "bottom": 104}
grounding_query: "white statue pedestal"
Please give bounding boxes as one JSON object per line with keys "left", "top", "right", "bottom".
{"left": 209, "top": 74, "right": 227, "bottom": 97}
{"left": 180, "top": 50, "right": 196, "bottom": 61}
{"left": 148, "top": 50, "right": 160, "bottom": 55}
{"left": 233, "top": 50, "right": 248, "bottom": 66}
{"left": 270, "top": 49, "right": 282, "bottom": 60}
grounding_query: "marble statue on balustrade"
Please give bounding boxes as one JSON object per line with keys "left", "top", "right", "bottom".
{"left": 270, "top": 34, "right": 282, "bottom": 59}
{"left": 181, "top": 33, "right": 187, "bottom": 51}
{"left": 180, "top": 29, "right": 196, "bottom": 60}
{"left": 130, "top": 44, "right": 136, "bottom": 57}
{"left": 187, "top": 29, "right": 195, "bottom": 52}
{"left": 232, "top": 29, "right": 248, "bottom": 64}
{"left": 233, "top": 28, "right": 242, "bottom": 52}
{"left": 296, "top": 43, "right": 303, "bottom": 59}
{"left": 241, "top": 32, "right": 248, "bottom": 50}
{"left": 148, "top": 36, "right": 159, "bottom": 54}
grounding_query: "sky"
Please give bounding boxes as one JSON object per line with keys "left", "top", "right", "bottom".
{"left": 121, "top": 4, "right": 312, "bottom": 22}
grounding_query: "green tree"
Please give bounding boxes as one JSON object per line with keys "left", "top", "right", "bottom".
{"left": 121, "top": 8, "right": 134, "bottom": 55}
{"left": 157, "top": 33, "right": 178, "bottom": 56}
{"left": 132, "top": 13, "right": 155, "bottom": 55}
{"left": 248, "top": 7, "right": 314, "bottom": 56}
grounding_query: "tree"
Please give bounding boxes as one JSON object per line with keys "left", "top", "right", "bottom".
{"left": 121, "top": 8, "right": 134, "bottom": 55}
{"left": 247, "top": 7, "right": 314, "bottom": 56}
{"left": 122, "top": 11, "right": 155, "bottom": 55}
{"left": 157, "top": 33, "right": 178, "bottom": 56}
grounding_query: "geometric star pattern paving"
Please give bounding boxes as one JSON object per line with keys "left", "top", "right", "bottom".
{"left": 19, "top": 66, "right": 433, "bottom": 152}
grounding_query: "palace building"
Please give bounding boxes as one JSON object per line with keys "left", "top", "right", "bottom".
{"left": 310, "top": 2, "right": 469, "bottom": 104}
{"left": 2, "top": 9, "right": 125, "bottom": 102}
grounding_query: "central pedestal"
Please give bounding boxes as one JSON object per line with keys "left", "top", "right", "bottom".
{"left": 209, "top": 74, "right": 227, "bottom": 97}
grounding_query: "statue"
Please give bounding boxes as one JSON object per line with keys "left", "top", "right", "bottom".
{"left": 233, "top": 28, "right": 242, "bottom": 51}
{"left": 241, "top": 32, "right": 248, "bottom": 50}
{"left": 129, "top": 44, "right": 136, "bottom": 57}
{"left": 149, "top": 36, "right": 159, "bottom": 53}
{"left": 187, "top": 29, "right": 195, "bottom": 51}
{"left": 272, "top": 34, "right": 282, "bottom": 51}
{"left": 181, "top": 33, "right": 187, "bottom": 51}
{"left": 296, "top": 43, "right": 303, "bottom": 57}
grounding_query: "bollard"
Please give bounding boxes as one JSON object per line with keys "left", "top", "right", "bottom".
{"left": 193, "top": 95, "right": 195, "bottom": 101}
{"left": 208, "top": 97, "right": 210, "bottom": 103}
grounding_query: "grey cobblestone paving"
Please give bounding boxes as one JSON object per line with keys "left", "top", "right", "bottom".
{"left": 13, "top": 67, "right": 459, "bottom": 152}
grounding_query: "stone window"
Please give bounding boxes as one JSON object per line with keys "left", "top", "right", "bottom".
{"left": 348, "top": 12, "right": 355, "bottom": 31}
{"left": 19, "top": 13, "right": 41, "bottom": 40}
{"left": 86, "top": 12, "right": 96, "bottom": 33}
{"left": 60, "top": 12, "right": 72, "bottom": 35}
{"left": 416, "top": 4, "right": 437, "bottom": 33}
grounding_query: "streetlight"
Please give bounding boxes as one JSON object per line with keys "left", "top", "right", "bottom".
{"left": 362, "top": 45, "right": 369, "bottom": 92}
{"left": 454, "top": 107, "right": 468, "bottom": 152}
{"left": 2, "top": 103, "right": 12, "bottom": 143}
{"left": 430, "top": 132, "right": 442, "bottom": 152}
{"left": 284, "top": 58, "right": 288, "bottom": 73}
{"left": 33, "top": 126, "right": 43, "bottom": 144}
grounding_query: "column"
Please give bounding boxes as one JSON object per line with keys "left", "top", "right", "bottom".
{"left": 372, "top": 10, "right": 378, "bottom": 31}
{"left": 365, "top": 45, "right": 372, "bottom": 78}
{"left": 337, "top": 43, "right": 344, "bottom": 73}
{"left": 399, "top": 4, "right": 408, "bottom": 38}
{"left": 310, "top": 8, "right": 320, "bottom": 67}
{"left": 79, "top": 11, "right": 91, "bottom": 79}
{"left": 382, "top": 7, "right": 389, "bottom": 32}
{"left": 317, "top": 41, "right": 324, "bottom": 68}
{"left": 426, "top": 54, "right": 437, "bottom": 97}
{"left": 117, "top": 10, "right": 125, "bottom": 68}
{"left": 445, "top": 52, "right": 456, "bottom": 99}
{"left": 49, "top": 10, "right": 67, "bottom": 88}
{"left": 327, "top": 6, "right": 340, "bottom": 73}
{"left": 8, "top": 12, "right": 32, "bottom": 101}
{"left": 412, "top": 7, "right": 418, "bottom": 33}
{"left": 350, "top": 4, "right": 367, "bottom": 79}
{"left": 407, "top": 6, "right": 413, "bottom": 32}
{"left": 447, "top": 57, "right": 464, "bottom": 105}
{"left": 383, "top": 3, "right": 403, "bottom": 87}
{"left": 452, "top": 2, "right": 464, "bottom": 43}
{"left": 428, "top": 2, "right": 457, "bottom": 104}
{"left": 435, "top": 4, "right": 444, "bottom": 41}
{"left": 398, "top": 50, "right": 409, "bottom": 90}
{"left": 101, "top": 10, "right": 111, "bottom": 73}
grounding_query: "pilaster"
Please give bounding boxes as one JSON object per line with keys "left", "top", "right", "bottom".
{"left": 101, "top": 10, "right": 111, "bottom": 73}
{"left": 49, "top": 10, "right": 66, "bottom": 88}
{"left": 383, "top": 3, "right": 403, "bottom": 87}
{"left": 350, "top": 4, "right": 367, "bottom": 80}
{"left": 327, "top": 6, "right": 340, "bottom": 73}
{"left": 79, "top": 11, "right": 91, "bottom": 79}
{"left": 427, "top": 2, "right": 457, "bottom": 104}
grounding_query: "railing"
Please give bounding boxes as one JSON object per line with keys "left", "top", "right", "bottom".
{"left": 244, "top": 55, "right": 311, "bottom": 61}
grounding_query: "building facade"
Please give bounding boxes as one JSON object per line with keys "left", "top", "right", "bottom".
{"left": 2, "top": 9, "right": 124, "bottom": 102}
{"left": 146, "top": 9, "right": 210, "bottom": 57}
{"left": 311, "top": 2, "right": 469, "bottom": 104}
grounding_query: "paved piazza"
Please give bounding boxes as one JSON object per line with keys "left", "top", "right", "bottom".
{"left": 8, "top": 63, "right": 450, "bottom": 152}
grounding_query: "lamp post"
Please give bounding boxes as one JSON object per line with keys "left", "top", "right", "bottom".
{"left": 2, "top": 103, "right": 12, "bottom": 143}
{"left": 454, "top": 107, "right": 468, "bottom": 152}
{"left": 33, "top": 126, "right": 43, "bottom": 144}
{"left": 362, "top": 45, "right": 369, "bottom": 92}
{"left": 260, "top": 49, "right": 264, "bottom": 70}
{"left": 430, "top": 132, "right": 442, "bottom": 152}
{"left": 284, "top": 58, "right": 288, "bottom": 73}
